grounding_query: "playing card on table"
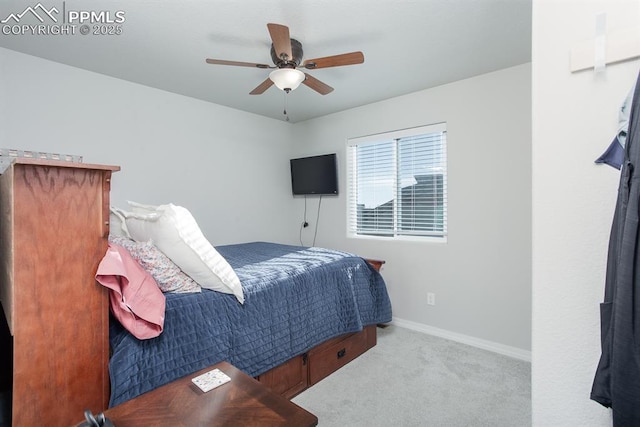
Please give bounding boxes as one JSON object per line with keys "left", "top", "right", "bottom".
{"left": 191, "top": 368, "right": 231, "bottom": 392}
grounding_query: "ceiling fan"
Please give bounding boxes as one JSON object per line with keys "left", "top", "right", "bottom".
{"left": 205, "top": 23, "right": 364, "bottom": 95}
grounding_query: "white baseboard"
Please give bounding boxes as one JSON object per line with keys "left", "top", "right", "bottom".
{"left": 390, "top": 317, "right": 532, "bottom": 362}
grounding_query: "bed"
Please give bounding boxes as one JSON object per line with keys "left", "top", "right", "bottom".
{"left": 2, "top": 162, "right": 390, "bottom": 425}
{"left": 107, "top": 241, "right": 392, "bottom": 407}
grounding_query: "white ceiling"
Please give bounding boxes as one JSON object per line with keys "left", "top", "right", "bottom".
{"left": 0, "top": 0, "right": 532, "bottom": 123}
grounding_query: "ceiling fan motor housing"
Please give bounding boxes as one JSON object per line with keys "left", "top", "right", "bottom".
{"left": 271, "top": 39, "right": 303, "bottom": 67}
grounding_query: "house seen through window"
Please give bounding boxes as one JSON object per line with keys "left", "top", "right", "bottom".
{"left": 347, "top": 123, "right": 447, "bottom": 240}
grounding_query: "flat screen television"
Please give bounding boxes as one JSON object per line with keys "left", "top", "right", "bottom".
{"left": 290, "top": 153, "right": 338, "bottom": 195}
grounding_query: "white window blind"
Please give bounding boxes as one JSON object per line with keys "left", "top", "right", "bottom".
{"left": 347, "top": 124, "right": 447, "bottom": 239}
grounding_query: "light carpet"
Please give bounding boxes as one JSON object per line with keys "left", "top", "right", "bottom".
{"left": 292, "top": 325, "right": 531, "bottom": 427}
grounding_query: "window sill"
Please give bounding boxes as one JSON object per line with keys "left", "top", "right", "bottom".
{"left": 346, "top": 233, "right": 447, "bottom": 244}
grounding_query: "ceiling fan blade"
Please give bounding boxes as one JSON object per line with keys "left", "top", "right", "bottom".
{"left": 302, "top": 73, "right": 334, "bottom": 95}
{"left": 249, "top": 78, "right": 274, "bottom": 95}
{"left": 303, "top": 51, "right": 364, "bottom": 69}
{"left": 206, "top": 58, "right": 272, "bottom": 69}
{"left": 267, "top": 23, "right": 293, "bottom": 62}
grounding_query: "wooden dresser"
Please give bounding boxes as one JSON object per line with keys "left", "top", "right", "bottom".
{"left": 0, "top": 158, "right": 119, "bottom": 426}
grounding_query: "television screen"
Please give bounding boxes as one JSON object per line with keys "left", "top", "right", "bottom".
{"left": 290, "top": 153, "right": 338, "bottom": 195}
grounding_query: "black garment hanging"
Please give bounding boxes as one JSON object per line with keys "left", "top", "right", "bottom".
{"left": 595, "top": 83, "right": 635, "bottom": 170}
{"left": 591, "top": 70, "right": 640, "bottom": 426}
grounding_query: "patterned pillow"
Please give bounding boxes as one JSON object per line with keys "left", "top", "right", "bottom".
{"left": 109, "top": 235, "right": 201, "bottom": 293}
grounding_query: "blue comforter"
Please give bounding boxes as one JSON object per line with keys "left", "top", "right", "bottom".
{"left": 108, "top": 242, "right": 392, "bottom": 406}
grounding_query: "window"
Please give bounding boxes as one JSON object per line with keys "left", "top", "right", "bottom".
{"left": 347, "top": 123, "right": 447, "bottom": 240}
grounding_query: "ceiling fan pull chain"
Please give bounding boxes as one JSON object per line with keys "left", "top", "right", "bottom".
{"left": 283, "top": 92, "right": 290, "bottom": 122}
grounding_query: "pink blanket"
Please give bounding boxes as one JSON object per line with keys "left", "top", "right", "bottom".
{"left": 96, "top": 243, "right": 165, "bottom": 339}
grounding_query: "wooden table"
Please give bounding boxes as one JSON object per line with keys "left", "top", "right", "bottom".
{"left": 99, "top": 362, "right": 318, "bottom": 427}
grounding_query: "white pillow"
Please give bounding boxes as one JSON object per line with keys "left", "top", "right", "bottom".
{"left": 109, "top": 208, "right": 131, "bottom": 237}
{"left": 114, "top": 202, "right": 244, "bottom": 304}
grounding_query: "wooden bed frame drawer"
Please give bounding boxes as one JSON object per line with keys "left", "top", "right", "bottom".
{"left": 307, "top": 325, "right": 376, "bottom": 385}
{"left": 256, "top": 325, "right": 377, "bottom": 399}
{"left": 256, "top": 353, "right": 308, "bottom": 399}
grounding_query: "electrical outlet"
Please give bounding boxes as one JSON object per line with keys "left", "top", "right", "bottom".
{"left": 427, "top": 292, "right": 436, "bottom": 306}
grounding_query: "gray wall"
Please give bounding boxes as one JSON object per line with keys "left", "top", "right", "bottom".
{"left": 292, "top": 64, "right": 532, "bottom": 355}
{"left": 0, "top": 47, "right": 296, "bottom": 246}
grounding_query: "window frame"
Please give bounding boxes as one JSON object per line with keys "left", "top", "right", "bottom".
{"left": 346, "top": 123, "right": 448, "bottom": 242}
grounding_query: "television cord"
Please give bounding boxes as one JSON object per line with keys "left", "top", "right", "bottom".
{"left": 299, "top": 195, "right": 322, "bottom": 247}
{"left": 312, "top": 195, "right": 323, "bottom": 247}
{"left": 299, "top": 195, "right": 308, "bottom": 246}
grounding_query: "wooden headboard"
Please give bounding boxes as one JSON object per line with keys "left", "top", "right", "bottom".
{"left": 0, "top": 158, "right": 119, "bottom": 426}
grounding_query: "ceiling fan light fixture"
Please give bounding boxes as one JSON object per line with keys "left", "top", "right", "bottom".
{"left": 269, "top": 68, "right": 305, "bottom": 92}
